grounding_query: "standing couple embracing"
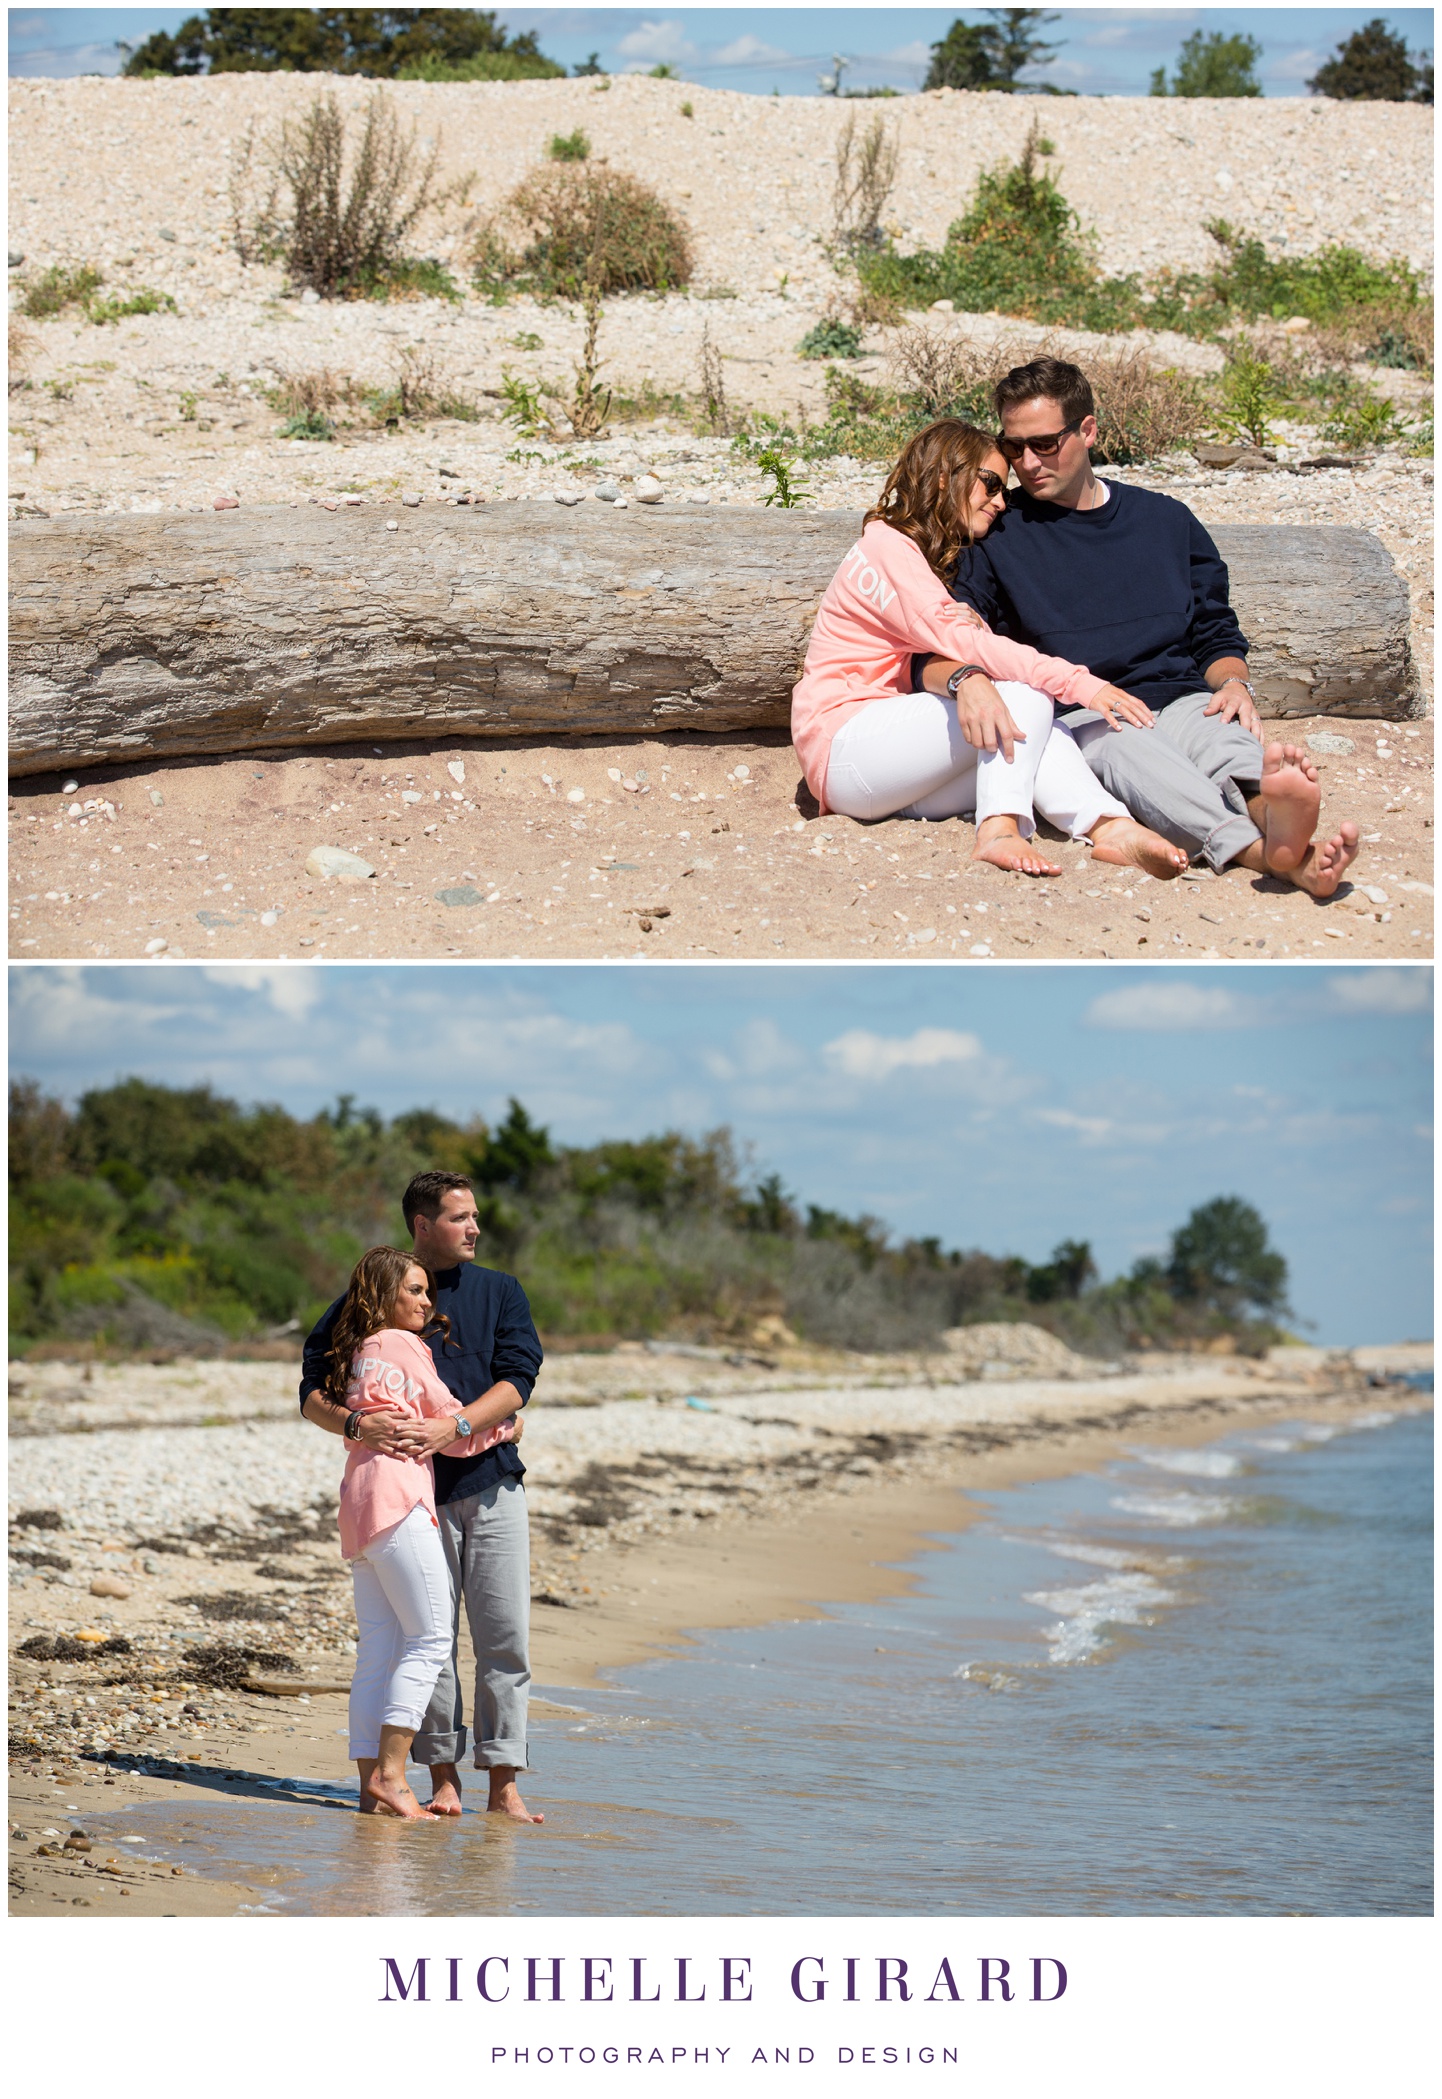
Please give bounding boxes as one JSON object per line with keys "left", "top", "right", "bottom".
{"left": 300, "top": 1171, "right": 545, "bottom": 1823}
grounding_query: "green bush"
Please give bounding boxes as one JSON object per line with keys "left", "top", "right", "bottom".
{"left": 278, "top": 408, "right": 335, "bottom": 440}
{"left": 20, "top": 263, "right": 104, "bottom": 318}
{"left": 1320, "top": 390, "right": 1411, "bottom": 449}
{"left": 397, "top": 49, "right": 565, "bottom": 83}
{"left": 475, "top": 164, "right": 694, "bottom": 298}
{"left": 798, "top": 317, "right": 864, "bottom": 360}
{"left": 548, "top": 129, "right": 590, "bottom": 163}
{"left": 87, "top": 286, "right": 178, "bottom": 325}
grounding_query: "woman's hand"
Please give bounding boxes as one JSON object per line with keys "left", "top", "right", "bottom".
{"left": 1087, "top": 685, "right": 1156, "bottom": 731}
{"left": 350, "top": 1407, "right": 414, "bottom": 1455}
{"left": 390, "top": 1413, "right": 467, "bottom": 1458}
{"left": 953, "top": 674, "right": 1027, "bottom": 764}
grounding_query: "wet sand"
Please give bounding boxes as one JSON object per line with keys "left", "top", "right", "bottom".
{"left": 10, "top": 1343, "right": 1428, "bottom": 1916}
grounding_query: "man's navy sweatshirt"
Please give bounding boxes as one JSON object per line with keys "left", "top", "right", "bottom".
{"left": 300, "top": 1261, "right": 543, "bottom": 1505}
{"left": 946, "top": 481, "right": 1249, "bottom": 709}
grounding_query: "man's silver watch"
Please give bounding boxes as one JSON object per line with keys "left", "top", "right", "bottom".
{"left": 946, "top": 663, "right": 990, "bottom": 696}
{"left": 1220, "top": 676, "right": 1256, "bottom": 699}
{"left": 453, "top": 1415, "right": 473, "bottom": 1438}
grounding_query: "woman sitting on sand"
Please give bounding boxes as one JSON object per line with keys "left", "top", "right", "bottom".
{"left": 791, "top": 419, "right": 1188, "bottom": 878}
{"left": 327, "top": 1246, "right": 518, "bottom": 1820}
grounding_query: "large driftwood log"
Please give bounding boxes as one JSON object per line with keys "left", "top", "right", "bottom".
{"left": 8, "top": 505, "right": 1419, "bottom": 777}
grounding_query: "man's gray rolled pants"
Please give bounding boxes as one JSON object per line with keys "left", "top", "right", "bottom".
{"left": 412, "top": 1477, "right": 531, "bottom": 1771}
{"left": 1063, "top": 689, "right": 1265, "bottom": 873}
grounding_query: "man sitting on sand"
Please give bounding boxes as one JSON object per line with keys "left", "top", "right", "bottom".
{"left": 941, "top": 355, "right": 1360, "bottom": 896}
{"left": 300, "top": 1171, "right": 545, "bottom": 1823}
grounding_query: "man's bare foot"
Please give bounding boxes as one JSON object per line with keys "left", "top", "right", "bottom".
{"left": 487, "top": 1771, "right": 544, "bottom": 1824}
{"left": 1288, "top": 822, "right": 1361, "bottom": 898}
{"left": 361, "top": 1769, "right": 429, "bottom": 1820}
{"left": 425, "top": 1763, "right": 464, "bottom": 1817}
{"left": 972, "top": 814, "right": 1062, "bottom": 877}
{"left": 1087, "top": 816, "right": 1189, "bottom": 879}
{"left": 1259, "top": 743, "right": 1322, "bottom": 873}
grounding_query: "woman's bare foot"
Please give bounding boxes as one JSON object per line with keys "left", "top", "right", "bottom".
{"left": 1288, "top": 822, "right": 1361, "bottom": 898}
{"left": 488, "top": 1769, "right": 545, "bottom": 1824}
{"left": 1087, "top": 816, "right": 1189, "bottom": 879}
{"left": 1259, "top": 743, "right": 1322, "bottom": 873}
{"left": 425, "top": 1763, "right": 464, "bottom": 1817}
{"left": 972, "top": 814, "right": 1062, "bottom": 877}
{"left": 361, "top": 1769, "right": 429, "bottom": 1819}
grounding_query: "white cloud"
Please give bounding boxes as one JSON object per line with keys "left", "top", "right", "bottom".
{"left": 1084, "top": 983, "right": 1257, "bottom": 1032}
{"left": 618, "top": 21, "right": 696, "bottom": 64}
{"left": 1035, "top": 1106, "right": 1115, "bottom": 1143}
{"left": 885, "top": 40, "right": 933, "bottom": 68}
{"left": 205, "top": 966, "right": 321, "bottom": 1021}
{"left": 713, "top": 35, "right": 791, "bottom": 68}
{"left": 1265, "top": 49, "right": 1325, "bottom": 83}
{"left": 824, "top": 1026, "right": 984, "bottom": 1083}
{"left": 1325, "top": 970, "right": 1432, "bottom": 1016}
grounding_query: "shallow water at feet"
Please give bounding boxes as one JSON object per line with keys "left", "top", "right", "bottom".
{"left": 89, "top": 1405, "right": 1431, "bottom": 1916}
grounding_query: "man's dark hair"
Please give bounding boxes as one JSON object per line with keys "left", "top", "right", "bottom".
{"left": 402, "top": 1170, "right": 475, "bottom": 1232}
{"left": 994, "top": 356, "right": 1094, "bottom": 426}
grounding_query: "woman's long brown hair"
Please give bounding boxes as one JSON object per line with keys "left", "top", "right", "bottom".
{"left": 323, "top": 1246, "right": 450, "bottom": 1405}
{"left": 863, "top": 419, "right": 1002, "bottom": 580}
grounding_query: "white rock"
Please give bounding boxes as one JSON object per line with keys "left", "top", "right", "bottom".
{"left": 635, "top": 475, "right": 665, "bottom": 503}
{"left": 930, "top": 299, "right": 955, "bottom": 313}
{"left": 401, "top": 790, "right": 424, "bottom": 803}
{"left": 553, "top": 490, "right": 582, "bottom": 506}
{"left": 260, "top": 910, "right": 278, "bottom": 927}
{"left": 566, "top": 788, "right": 585, "bottom": 804}
{"left": 384, "top": 518, "right": 399, "bottom": 531}
{"left": 401, "top": 492, "right": 421, "bottom": 507}
{"left": 594, "top": 482, "right": 623, "bottom": 503}
{"left": 1359, "top": 885, "right": 1390, "bottom": 905}
{"left": 300, "top": 287, "right": 320, "bottom": 305}
{"left": 143, "top": 937, "right": 167, "bottom": 956}
{"left": 685, "top": 489, "right": 711, "bottom": 504}
{"left": 447, "top": 760, "right": 466, "bottom": 784}
{"left": 733, "top": 763, "right": 751, "bottom": 779}
{"left": 305, "top": 846, "right": 375, "bottom": 882}
{"left": 62, "top": 778, "right": 79, "bottom": 793}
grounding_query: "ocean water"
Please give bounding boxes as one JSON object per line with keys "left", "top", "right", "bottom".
{"left": 90, "top": 1404, "right": 1431, "bottom": 1917}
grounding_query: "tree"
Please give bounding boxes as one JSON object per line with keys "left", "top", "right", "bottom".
{"left": 1308, "top": 19, "right": 1432, "bottom": 102}
{"left": 572, "top": 52, "right": 605, "bottom": 78}
{"left": 1164, "top": 1197, "right": 1290, "bottom": 1320}
{"left": 925, "top": 10, "right": 1060, "bottom": 93}
{"left": 1025, "top": 1237, "right": 1097, "bottom": 1304}
{"left": 1150, "top": 30, "right": 1263, "bottom": 99}
{"left": 120, "top": 9, "right": 556, "bottom": 79}
{"left": 470, "top": 1097, "right": 555, "bottom": 1196}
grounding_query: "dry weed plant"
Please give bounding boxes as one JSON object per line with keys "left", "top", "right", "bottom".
{"left": 233, "top": 92, "right": 440, "bottom": 296}
{"left": 698, "top": 322, "right": 730, "bottom": 434}
{"left": 9, "top": 318, "right": 39, "bottom": 391}
{"left": 832, "top": 112, "right": 900, "bottom": 253}
{"left": 553, "top": 278, "right": 612, "bottom": 439}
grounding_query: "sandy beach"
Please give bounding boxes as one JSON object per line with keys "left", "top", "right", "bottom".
{"left": 8, "top": 1334, "right": 1429, "bottom": 1916}
{"left": 9, "top": 76, "right": 1434, "bottom": 963}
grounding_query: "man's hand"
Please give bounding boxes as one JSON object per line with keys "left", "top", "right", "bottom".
{"left": 954, "top": 674, "right": 1026, "bottom": 763}
{"left": 951, "top": 602, "right": 986, "bottom": 629}
{"left": 1087, "top": 684, "right": 1156, "bottom": 731}
{"left": 387, "top": 1413, "right": 464, "bottom": 1458}
{"left": 351, "top": 1407, "right": 414, "bottom": 1455}
{"left": 1204, "top": 678, "right": 1262, "bottom": 739}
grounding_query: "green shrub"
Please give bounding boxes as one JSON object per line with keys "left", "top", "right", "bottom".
{"left": 278, "top": 408, "right": 335, "bottom": 440}
{"left": 397, "top": 50, "right": 565, "bottom": 83}
{"left": 20, "top": 263, "right": 104, "bottom": 318}
{"left": 355, "top": 256, "right": 461, "bottom": 303}
{"left": 1320, "top": 390, "right": 1410, "bottom": 449}
{"left": 798, "top": 317, "right": 864, "bottom": 360}
{"left": 87, "top": 286, "right": 178, "bottom": 325}
{"left": 475, "top": 164, "right": 693, "bottom": 298}
{"left": 1403, "top": 417, "right": 1434, "bottom": 456}
{"left": 548, "top": 129, "right": 590, "bottom": 163}
{"left": 1214, "top": 345, "right": 1286, "bottom": 448}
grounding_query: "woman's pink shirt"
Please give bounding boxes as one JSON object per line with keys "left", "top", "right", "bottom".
{"left": 336, "top": 1327, "right": 516, "bottom": 1560}
{"left": 790, "top": 518, "right": 1108, "bottom": 812}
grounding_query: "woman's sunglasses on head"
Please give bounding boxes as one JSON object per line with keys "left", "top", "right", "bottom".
{"left": 996, "top": 417, "right": 1084, "bottom": 463}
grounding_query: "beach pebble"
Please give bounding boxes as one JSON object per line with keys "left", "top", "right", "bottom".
{"left": 384, "top": 518, "right": 398, "bottom": 531}
{"left": 685, "top": 489, "right": 711, "bottom": 504}
{"left": 88, "top": 1574, "right": 131, "bottom": 1599}
{"left": 300, "top": 287, "right": 320, "bottom": 305}
{"left": 8, "top": 251, "right": 24, "bottom": 268}
{"left": 553, "top": 490, "right": 582, "bottom": 506}
{"left": 593, "top": 482, "right": 623, "bottom": 503}
{"left": 1359, "top": 885, "right": 1390, "bottom": 905}
{"left": 304, "top": 846, "right": 375, "bottom": 882}
{"left": 447, "top": 760, "right": 466, "bottom": 784}
{"left": 212, "top": 495, "right": 239, "bottom": 510}
{"left": 142, "top": 937, "right": 167, "bottom": 956}
{"left": 1306, "top": 732, "right": 1356, "bottom": 756}
{"left": 566, "top": 788, "right": 585, "bottom": 804}
{"left": 61, "top": 779, "right": 79, "bottom": 794}
{"left": 635, "top": 475, "right": 665, "bottom": 503}
{"left": 401, "top": 492, "right": 421, "bottom": 507}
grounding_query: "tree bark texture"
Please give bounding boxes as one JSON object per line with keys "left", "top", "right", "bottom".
{"left": 8, "top": 505, "right": 1420, "bottom": 777}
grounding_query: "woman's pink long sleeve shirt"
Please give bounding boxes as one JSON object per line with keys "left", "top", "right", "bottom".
{"left": 790, "top": 518, "right": 1108, "bottom": 813}
{"left": 337, "top": 1327, "right": 516, "bottom": 1560}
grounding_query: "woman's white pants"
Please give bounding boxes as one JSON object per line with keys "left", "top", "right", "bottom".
{"left": 823, "top": 683, "right": 1128, "bottom": 836}
{"left": 348, "top": 1501, "right": 454, "bottom": 1759}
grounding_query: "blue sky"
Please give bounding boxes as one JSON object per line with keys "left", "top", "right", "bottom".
{"left": 9, "top": 963, "right": 1433, "bottom": 1345}
{"left": 8, "top": 9, "right": 1434, "bottom": 93}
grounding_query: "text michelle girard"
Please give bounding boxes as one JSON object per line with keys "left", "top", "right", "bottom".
{"left": 378, "top": 1952, "right": 1069, "bottom": 2007}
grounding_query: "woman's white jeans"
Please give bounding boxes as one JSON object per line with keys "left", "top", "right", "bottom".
{"left": 348, "top": 1501, "right": 454, "bottom": 1760}
{"left": 824, "top": 683, "right": 1128, "bottom": 837}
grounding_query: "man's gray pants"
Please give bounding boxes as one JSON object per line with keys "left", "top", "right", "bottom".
{"left": 1062, "top": 689, "right": 1265, "bottom": 873}
{"left": 412, "top": 1477, "right": 531, "bottom": 1771}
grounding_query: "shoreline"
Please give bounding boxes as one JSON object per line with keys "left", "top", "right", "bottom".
{"left": 8, "top": 1354, "right": 1429, "bottom": 1916}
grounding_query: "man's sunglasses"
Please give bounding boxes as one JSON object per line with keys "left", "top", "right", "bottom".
{"left": 996, "top": 417, "right": 1084, "bottom": 463}
{"left": 974, "top": 467, "right": 1007, "bottom": 499}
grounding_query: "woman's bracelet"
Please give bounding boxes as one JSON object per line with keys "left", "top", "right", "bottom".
{"left": 344, "top": 1409, "right": 363, "bottom": 1441}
